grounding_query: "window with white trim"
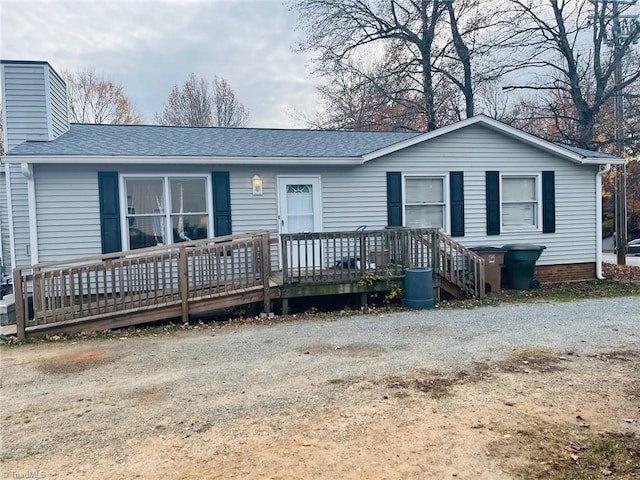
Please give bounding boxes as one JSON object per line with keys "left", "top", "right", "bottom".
{"left": 124, "top": 176, "right": 210, "bottom": 250}
{"left": 404, "top": 176, "right": 446, "bottom": 229}
{"left": 501, "top": 175, "right": 539, "bottom": 230}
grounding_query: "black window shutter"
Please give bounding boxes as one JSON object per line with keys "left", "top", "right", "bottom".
{"left": 450, "top": 172, "right": 465, "bottom": 236}
{"left": 542, "top": 171, "right": 556, "bottom": 233}
{"left": 386, "top": 172, "right": 403, "bottom": 227}
{"left": 212, "top": 171, "right": 232, "bottom": 236}
{"left": 486, "top": 171, "right": 500, "bottom": 235}
{"left": 98, "top": 172, "right": 122, "bottom": 254}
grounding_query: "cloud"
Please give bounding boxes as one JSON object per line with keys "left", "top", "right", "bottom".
{"left": 0, "top": 0, "right": 320, "bottom": 128}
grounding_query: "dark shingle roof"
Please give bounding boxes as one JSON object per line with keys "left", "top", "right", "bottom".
{"left": 7, "top": 123, "right": 421, "bottom": 158}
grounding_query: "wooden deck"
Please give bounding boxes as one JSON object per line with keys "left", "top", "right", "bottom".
{"left": 11, "top": 228, "right": 484, "bottom": 339}
{"left": 279, "top": 228, "right": 484, "bottom": 312}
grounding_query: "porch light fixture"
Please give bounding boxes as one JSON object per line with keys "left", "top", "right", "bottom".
{"left": 252, "top": 175, "right": 263, "bottom": 196}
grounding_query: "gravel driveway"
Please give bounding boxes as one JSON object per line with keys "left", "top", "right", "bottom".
{"left": 1, "top": 296, "right": 639, "bottom": 478}
{"left": 194, "top": 296, "right": 640, "bottom": 395}
{"left": 3, "top": 297, "right": 638, "bottom": 416}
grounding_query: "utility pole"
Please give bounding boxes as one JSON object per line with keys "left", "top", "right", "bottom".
{"left": 607, "top": 0, "right": 640, "bottom": 263}
{"left": 593, "top": 0, "right": 638, "bottom": 262}
{"left": 613, "top": 0, "right": 628, "bottom": 264}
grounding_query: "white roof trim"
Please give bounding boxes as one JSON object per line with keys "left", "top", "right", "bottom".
{"left": 362, "top": 115, "right": 625, "bottom": 165}
{"left": 1, "top": 155, "right": 365, "bottom": 166}
{"left": 579, "top": 157, "right": 625, "bottom": 165}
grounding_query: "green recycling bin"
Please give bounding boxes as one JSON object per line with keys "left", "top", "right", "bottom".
{"left": 502, "top": 244, "right": 546, "bottom": 290}
{"left": 403, "top": 267, "right": 436, "bottom": 309}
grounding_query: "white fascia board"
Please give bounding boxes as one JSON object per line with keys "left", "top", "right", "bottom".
{"left": 362, "top": 115, "right": 623, "bottom": 166}
{"left": 2, "top": 155, "right": 365, "bottom": 166}
{"left": 579, "top": 157, "right": 625, "bottom": 165}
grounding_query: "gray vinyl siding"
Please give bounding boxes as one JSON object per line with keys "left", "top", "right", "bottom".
{"left": 318, "top": 124, "right": 598, "bottom": 266}
{"left": 28, "top": 124, "right": 600, "bottom": 268}
{"left": 1, "top": 62, "right": 70, "bottom": 270}
{"left": 33, "top": 164, "right": 282, "bottom": 264}
{"left": 47, "top": 67, "right": 69, "bottom": 138}
{"left": 227, "top": 125, "right": 599, "bottom": 267}
{"left": 1, "top": 62, "right": 69, "bottom": 150}
{"left": 228, "top": 166, "right": 279, "bottom": 234}
{"left": 1, "top": 63, "right": 49, "bottom": 149}
{"left": 35, "top": 165, "right": 102, "bottom": 262}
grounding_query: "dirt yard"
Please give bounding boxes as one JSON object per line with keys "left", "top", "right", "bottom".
{"left": 1, "top": 303, "right": 639, "bottom": 479}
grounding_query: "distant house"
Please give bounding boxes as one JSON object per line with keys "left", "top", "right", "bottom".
{"left": 0, "top": 60, "right": 624, "bottom": 284}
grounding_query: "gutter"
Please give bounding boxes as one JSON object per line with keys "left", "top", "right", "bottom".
{"left": 596, "top": 163, "right": 612, "bottom": 280}
{"left": 1, "top": 155, "right": 365, "bottom": 166}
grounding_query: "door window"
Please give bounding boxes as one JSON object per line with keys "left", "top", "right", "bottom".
{"left": 286, "top": 184, "right": 314, "bottom": 233}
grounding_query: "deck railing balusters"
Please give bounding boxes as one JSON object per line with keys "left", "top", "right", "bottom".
{"left": 279, "top": 228, "right": 484, "bottom": 299}
{"left": 12, "top": 230, "right": 481, "bottom": 338}
{"left": 12, "top": 232, "right": 273, "bottom": 337}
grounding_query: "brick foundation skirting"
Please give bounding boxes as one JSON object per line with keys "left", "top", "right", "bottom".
{"left": 533, "top": 263, "right": 596, "bottom": 284}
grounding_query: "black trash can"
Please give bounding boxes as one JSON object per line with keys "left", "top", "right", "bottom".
{"left": 502, "top": 245, "right": 546, "bottom": 290}
{"left": 403, "top": 267, "right": 436, "bottom": 308}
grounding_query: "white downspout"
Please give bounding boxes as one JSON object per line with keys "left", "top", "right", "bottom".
{"left": 22, "top": 163, "right": 39, "bottom": 266}
{"left": 596, "top": 163, "right": 612, "bottom": 280}
{"left": 5, "top": 162, "right": 17, "bottom": 272}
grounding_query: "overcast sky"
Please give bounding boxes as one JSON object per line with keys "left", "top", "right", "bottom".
{"left": 0, "top": 0, "right": 322, "bottom": 128}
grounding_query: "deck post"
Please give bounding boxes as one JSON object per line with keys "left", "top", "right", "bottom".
{"left": 432, "top": 231, "right": 439, "bottom": 273}
{"left": 261, "top": 233, "right": 271, "bottom": 314}
{"left": 359, "top": 232, "right": 366, "bottom": 273}
{"left": 178, "top": 246, "right": 189, "bottom": 324}
{"left": 13, "top": 268, "right": 26, "bottom": 341}
{"left": 281, "top": 236, "right": 289, "bottom": 284}
{"left": 402, "top": 229, "right": 409, "bottom": 268}
{"left": 360, "top": 292, "right": 368, "bottom": 309}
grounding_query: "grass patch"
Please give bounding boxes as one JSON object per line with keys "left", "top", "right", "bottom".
{"left": 495, "top": 347, "right": 565, "bottom": 374}
{"left": 438, "top": 279, "right": 640, "bottom": 310}
{"left": 381, "top": 366, "right": 494, "bottom": 399}
{"left": 383, "top": 369, "right": 461, "bottom": 399}
{"left": 381, "top": 349, "right": 565, "bottom": 399}
{"left": 490, "top": 418, "right": 640, "bottom": 479}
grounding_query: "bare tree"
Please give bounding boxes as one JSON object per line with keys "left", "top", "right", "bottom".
{"left": 502, "top": 0, "right": 640, "bottom": 150}
{"left": 306, "top": 52, "right": 429, "bottom": 131}
{"left": 63, "top": 69, "right": 142, "bottom": 124}
{"left": 438, "top": 0, "right": 509, "bottom": 118}
{"left": 213, "top": 76, "right": 250, "bottom": 128}
{"left": 154, "top": 73, "right": 213, "bottom": 127}
{"left": 475, "top": 81, "right": 514, "bottom": 121}
{"left": 155, "top": 73, "right": 250, "bottom": 128}
{"left": 292, "top": 0, "right": 510, "bottom": 131}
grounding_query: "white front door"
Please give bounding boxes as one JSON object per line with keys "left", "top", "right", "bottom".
{"left": 278, "top": 176, "right": 322, "bottom": 268}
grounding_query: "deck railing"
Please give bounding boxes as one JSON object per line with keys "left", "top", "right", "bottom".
{"left": 11, "top": 229, "right": 484, "bottom": 339}
{"left": 281, "top": 228, "right": 485, "bottom": 299}
{"left": 12, "top": 231, "right": 273, "bottom": 339}
{"left": 434, "top": 232, "right": 485, "bottom": 299}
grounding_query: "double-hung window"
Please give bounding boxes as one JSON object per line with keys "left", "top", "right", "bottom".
{"left": 501, "top": 175, "right": 540, "bottom": 231}
{"left": 404, "top": 176, "right": 447, "bottom": 230}
{"left": 123, "top": 176, "right": 210, "bottom": 250}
